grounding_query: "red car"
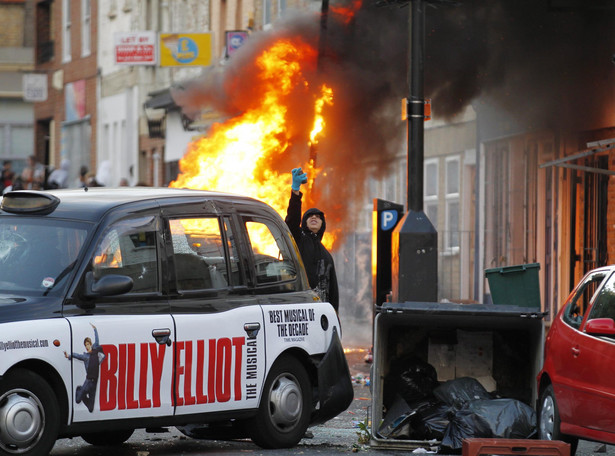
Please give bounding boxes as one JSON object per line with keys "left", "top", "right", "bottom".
{"left": 537, "top": 265, "right": 615, "bottom": 454}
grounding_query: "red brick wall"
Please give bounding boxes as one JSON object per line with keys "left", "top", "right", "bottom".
{"left": 33, "top": 0, "right": 98, "bottom": 171}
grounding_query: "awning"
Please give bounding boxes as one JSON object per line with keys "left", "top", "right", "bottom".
{"left": 144, "top": 89, "right": 177, "bottom": 110}
{"left": 539, "top": 138, "right": 615, "bottom": 176}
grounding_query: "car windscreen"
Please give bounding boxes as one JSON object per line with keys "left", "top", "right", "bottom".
{"left": 0, "top": 216, "right": 90, "bottom": 295}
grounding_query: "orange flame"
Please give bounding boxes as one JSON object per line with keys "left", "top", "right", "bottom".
{"left": 170, "top": 39, "right": 337, "bottom": 251}
{"left": 330, "top": 0, "right": 362, "bottom": 25}
{"left": 309, "top": 85, "right": 333, "bottom": 146}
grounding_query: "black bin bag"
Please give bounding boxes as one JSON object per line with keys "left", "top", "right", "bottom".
{"left": 441, "top": 398, "right": 537, "bottom": 451}
{"left": 383, "top": 356, "right": 439, "bottom": 408}
{"left": 410, "top": 400, "right": 451, "bottom": 440}
{"left": 464, "top": 398, "right": 536, "bottom": 439}
{"left": 433, "top": 377, "right": 492, "bottom": 408}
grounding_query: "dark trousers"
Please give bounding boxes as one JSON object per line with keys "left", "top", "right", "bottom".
{"left": 76, "top": 378, "right": 97, "bottom": 413}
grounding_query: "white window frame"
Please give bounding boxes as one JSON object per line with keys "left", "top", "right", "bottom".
{"left": 81, "top": 0, "right": 91, "bottom": 57}
{"left": 445, "top": 155, "right": 460, "bottom": 252}
{"left": 62, "top": 0, "right": 72, "bottom": 62}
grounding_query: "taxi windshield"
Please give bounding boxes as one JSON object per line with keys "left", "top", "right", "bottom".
{"left": 0, "top": 217, "right": 89, "bottom": 295}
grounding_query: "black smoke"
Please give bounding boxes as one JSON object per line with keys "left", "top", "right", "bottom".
{"left": 172, "top": 0, "right": 615, "bottom": 239}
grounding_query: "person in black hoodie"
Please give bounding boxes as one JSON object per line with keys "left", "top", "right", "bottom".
{"left": 285, "top": 167, "right": 339, "bottom": 312}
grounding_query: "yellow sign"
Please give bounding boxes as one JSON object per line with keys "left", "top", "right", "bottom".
{"left": 159, "top": 33, "right": 213, "bottom": 67}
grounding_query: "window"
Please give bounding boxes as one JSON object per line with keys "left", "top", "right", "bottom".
{"left": 0, "top": 218, "right": 88, "bottom": 294}
{"left": 263, "top": 0, "right": 272, "bottom": 29}
{"left": 445, "top": 156, "right": 460, "bottom": 250}
{"left": 61, "top": 120, "right": 91, "bottom": 187}
{"left": 588, "top": 272, "right": 615, "bottom": 323}
{"left": 92, "top": 216, "right": 159, "bottom": 293}
{"left": 277, "top": 0, "right": 286, "bottom": 18}
{"left": 81, "top": 0, "right": 91, "bottom": 57}
{"left": 62, "top": 0, "right": 71, "bottom": 62}
{"left": 145, "top": 0, "right": 153, "bottom": 30}
{"left": 424, "top": 158, "right": 438, "bottom": 228}
{"left": 36, "top": 0, "right": 53, "bottom": 63}
{"left": 425, "top": 204, "right": 438, "bottom": 228}
{"left": 223, "top": 217, "right": 242, "bottom": 286}
{"left": 169, "top": 217, "right": 230, "bottom": 291}
{"left": 244, "top": 217, "right": 296, "bottom": 285}
{"left": 563, "top": 272, "right": 606, "bottom": 329}
{"left": 8, "top": 125, "right": 34, "bottom": 160}
{"left": 397, "top": 158, "right": 406, "bottom": 208}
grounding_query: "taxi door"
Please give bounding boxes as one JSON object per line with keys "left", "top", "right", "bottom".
{"left": 66, "top": 212, "right": 175, "bottom": 423}
{"left": 165, "top": 211, "right": 266, "bottom": 416}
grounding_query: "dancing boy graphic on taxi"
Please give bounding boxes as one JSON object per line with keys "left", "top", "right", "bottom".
{"left": 64, "top": 323, "right": 105, "bottom": 412}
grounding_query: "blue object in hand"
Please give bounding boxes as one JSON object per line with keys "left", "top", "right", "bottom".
{"left": 291, "top": 168, "right": 308, "bottom": 191}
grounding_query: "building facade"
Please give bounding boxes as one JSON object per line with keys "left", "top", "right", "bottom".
{"left": 0, "top": 0, "right": 35, "bottom": 177}
{"left": 33, "top": 0, "right": 98, "bottom": 186}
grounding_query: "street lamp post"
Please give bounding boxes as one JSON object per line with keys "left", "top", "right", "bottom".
{"left": 391, "top": 0, "right": 438, "bottom": 303}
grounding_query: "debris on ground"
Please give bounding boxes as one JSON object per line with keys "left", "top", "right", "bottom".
{"left": 377, "top": 368, "right": 537, "bottom": 451}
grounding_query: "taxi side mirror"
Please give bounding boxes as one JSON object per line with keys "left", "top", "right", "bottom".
{"left": 82, "top": 271, "right": 134, "bottom": 299}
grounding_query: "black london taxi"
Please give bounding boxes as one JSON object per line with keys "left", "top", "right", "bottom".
{"left": 0, "top": 188, "right": 352, "bottom": 455}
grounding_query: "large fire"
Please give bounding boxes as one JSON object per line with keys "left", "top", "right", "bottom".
{"left": 170, "top": 38, "right": 338, "bottom": 252}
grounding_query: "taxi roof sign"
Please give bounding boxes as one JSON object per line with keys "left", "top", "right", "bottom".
{"left": 1, "top": 191, "right": 60, "bottom": 214}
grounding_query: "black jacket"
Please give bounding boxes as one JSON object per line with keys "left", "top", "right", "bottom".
{"left": 285, "top": 191, "right": 339, "bottom": 312}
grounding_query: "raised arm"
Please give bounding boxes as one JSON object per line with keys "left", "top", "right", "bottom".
{"left": 285, "top": 168, "right": 307, "bottom": 243}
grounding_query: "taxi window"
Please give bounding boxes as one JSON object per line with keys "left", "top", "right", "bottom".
{"left": 92, "top": 216, "right": 159, "bottom": 293}
{"left": 563, "top": 272, "right": 606, "bottom": 329}
{"left": 0, "top": 217, "right": 88, "bottom": 294}
{"left": 243, "top": 217, "right": 296, "bottom": 285}
{"left": 588, "top": 273, "right": 615, "bottom": 323}
{"left": 223, "top": 217, "right": 242, "bottom": 286}
{"left": 169, "top": 217, "right": 232, "bottom": 290}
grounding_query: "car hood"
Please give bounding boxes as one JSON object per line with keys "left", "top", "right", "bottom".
{"left": 0, "top": 295, "right": 63, "bottom": 324}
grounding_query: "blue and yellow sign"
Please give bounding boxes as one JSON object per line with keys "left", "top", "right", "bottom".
{"left": 159, "top": 33, "right": 213, "bottom": 67}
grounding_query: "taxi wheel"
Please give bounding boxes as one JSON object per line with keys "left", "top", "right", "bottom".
{"left": 81, "top": 429, "right": 134, "bottom": 446}
{"left": 248, "top": 355, "right": 311, "bottom": 449}
{"left": 0, "top": 369, "right": 60, "bottom": 456}
{"left": 539, "top": 385, "right": 578, "bottom": 455}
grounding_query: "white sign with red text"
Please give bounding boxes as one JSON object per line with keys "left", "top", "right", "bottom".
{"left": 114, "top": 31, "right": 157, "bottom": 65}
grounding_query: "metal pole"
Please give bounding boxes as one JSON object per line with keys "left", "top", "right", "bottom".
{"left": 407, "top": 0, "right": 425, "bottom": 212}
{"left": 473, "top": 107, "right": 481, "bottom": 301}
{"left": 392, "top": 0, "right": 437, "bottom": 303}
{"left": 309, "top": 0, "right": 329, "bottom": 183}
{"left": 318, "top": 0, "right": 329, "bottom": 73}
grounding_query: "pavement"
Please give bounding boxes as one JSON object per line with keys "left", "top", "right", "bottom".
{"left": 302, "top": 347, "right": 373, "bottom": 450}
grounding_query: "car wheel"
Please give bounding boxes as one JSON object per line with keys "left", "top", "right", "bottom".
{"left": 81, "top": 429, "right": 134, "bottom": 446}
{"left": 539, "top": 384, "right": 579, "bottom": 454}
{"left": 0, "top": 369, "right": 60, "bottom": 456}
{"left": 247, "top": 355, "right": 311, "bottom": 449}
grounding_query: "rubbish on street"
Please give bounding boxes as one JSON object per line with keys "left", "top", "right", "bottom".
{"left": 377, "top": 369, "right": 537, "bottom": 450}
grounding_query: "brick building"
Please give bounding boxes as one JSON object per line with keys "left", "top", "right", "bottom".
{"left": 33, "top": 0, "right": 98, "bottom": 186}
{"left": 0, "top": 0, "right": 35, "bottom": 177}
